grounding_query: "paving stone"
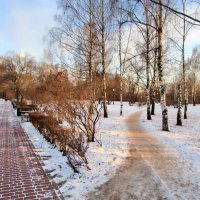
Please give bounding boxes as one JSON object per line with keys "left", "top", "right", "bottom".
{"left": 0, "top": 100, "right": 60, "bottom": 199}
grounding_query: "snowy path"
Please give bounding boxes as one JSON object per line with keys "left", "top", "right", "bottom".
{"left": 0, "top": 100, "right": 61, "bottom": 200}
{"left": 86, "top": 110, "right": 200, "bottom": 200}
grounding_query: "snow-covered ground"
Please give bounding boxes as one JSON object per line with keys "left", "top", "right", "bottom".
{"left": 22, "top": 102, "right": 200, "bottom": 199}
{"left": 141, "top": 104, "right": 200, "bottom": 173}
{"left": 22, "top": 102, "right": 144, "bottom": 200}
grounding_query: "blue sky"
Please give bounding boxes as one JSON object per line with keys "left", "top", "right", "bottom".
{"left": 0, "top": 0, "right": 57, "bottom": 60}
{"left": 0, "top": 0, "right": 199, "bottom": 61}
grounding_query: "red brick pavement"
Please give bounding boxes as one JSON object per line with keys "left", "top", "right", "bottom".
{"left": 0, "top": 100, "right": 61, "bottom": 200}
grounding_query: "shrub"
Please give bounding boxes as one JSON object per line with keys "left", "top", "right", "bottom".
{"left": 29, "top": 112, "right": 89, "bottom": 172}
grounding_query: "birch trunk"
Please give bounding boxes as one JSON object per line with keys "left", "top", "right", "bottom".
{"left": 89, "top": 0, "right": 94, "bottom": 115}
{"left": 182, "top": 0, "right": 188, "bottom": 119}
{"left": 88, "top": 0, "right": 95, "bottom": 141}
{"left": 176, "top": 84, "right": 182, "bottom": 126}
{"left": 119, "top": 24, "right": 123, "bottom": 116}
{"left": 151, "top": 49, "right": 156, "bottom": 115}
{"left": 151, "top": 7, "right": 158, "bottom": 115}
{"left": 101, "top": 0, "right": 108, "bottom": 118}
{"left": 145, "top": 0, "right": 151, "bottom": 120}
{"left": 158, "top": 0, "right": 169, "bottom": 131}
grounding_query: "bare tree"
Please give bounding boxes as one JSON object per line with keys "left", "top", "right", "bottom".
{"left": 50, "top": 0, "right": 112, "bottom": 118}
{"left": 112, "top": 0, "right": 133, "bottom": 115}
{"left": 181, "top": 0, "right": 189, "bottom": 119}
{"left": 101, "top": 0, "right": 108, "bottom": 118}
{"left": 157, "top": 0, "right": 169, "bottom": 131}
{"left": 151, "top": 3, "right": 159, "bottom": 115}
{"left": 61, "top": 101, "right": 102, "bottom": 142}
{"left": 145, "top": 0, "right": 152, "bottom": 120}
{"left": 2, "top": 53, "right": 36, "bottom": 105}
{"left": 187, "top": 47, "right": 200, "bottom": 106}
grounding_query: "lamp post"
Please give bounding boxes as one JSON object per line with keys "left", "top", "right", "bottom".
{"left": 132, "top": 88, "right": 134, "bottom": 104}
{"left": 112, "top": 88, "right": 115, "bottom": 104}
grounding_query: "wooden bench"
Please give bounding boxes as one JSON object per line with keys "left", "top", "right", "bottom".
{"left": 21, "top": 112, "right": 30, "bottom": 122}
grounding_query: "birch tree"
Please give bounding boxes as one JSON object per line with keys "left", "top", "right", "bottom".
{"left": 170, "top": 0, "right": 196, "bottom": 119}
{"left": 151, "top": 3, "right": 159, "bottom": 115}
{"left": 182, "top": 0, "right": 188, "bottom": 119}
{"left": 145, "top": 0, "right": 152, "bottom": 120}
{"left": 50, "top": 0, "right": 100, "bottom": 108}
{"left": 118, "top": 22, "right": 123, "bottom": 115}
{"left": 113, "top": 0, "right": 132, "bottom": 116}
{"left": 187, "top": 47, "right": 200, "bottom": 106}
{"left": 157, "top": 0, "right": 169, "bottom": 131}
{"left": 101, "top": 0, "right": 108, "bottom": 118}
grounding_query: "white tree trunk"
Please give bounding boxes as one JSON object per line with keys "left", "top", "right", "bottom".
{"left": 101, "top": 0, "right": 108, "bottom": 118}
{"left": 157, "top": 0, "right": 169, "bottom": 131}
{"left": 182, "top": 0, "right": 188, "bottom": 119}
{"left": 176, "top": 84, "right": 182, "bottom": 126}
{"left": 119, "top": 24, "right": 123, "bottom": 116}
{"left": 145, "top": 0, "right": 151, "bottom": 120}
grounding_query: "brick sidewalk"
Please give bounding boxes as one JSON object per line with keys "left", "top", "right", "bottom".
{"left": 0, "top": 100, "right": 60, "bottom": 200}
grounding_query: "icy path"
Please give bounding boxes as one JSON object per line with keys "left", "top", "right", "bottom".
{"left": 86, "top": 110, "right": 200, "bottom": 200}
{"left": 0, "top": 100, "right": 61, "bottom": 200}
